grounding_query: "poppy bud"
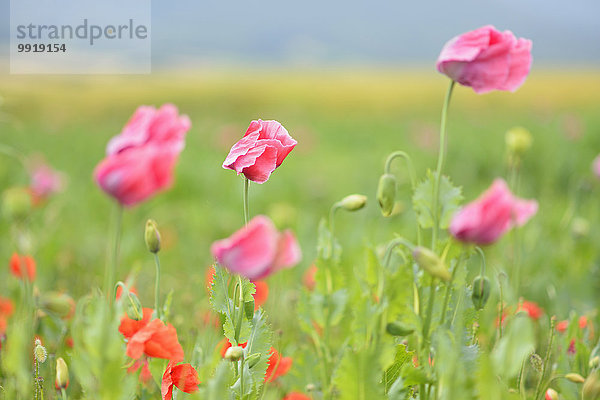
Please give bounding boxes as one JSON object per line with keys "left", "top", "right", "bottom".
{"left": 224, "top": 346, "right": 244, "bottom": 362}
{"left": 591, "top": 356, "right": 600, "bottom": 369}
{"left": 34, "top": 339, "right": 47, "bottom": 364}
{"left": 144, "top": 219, "right": 161, "bottom": 253}
{"left": 38, "top": 292, "right": 75, "bottom": 319}
{"left": 386, "top": 321, "right": 414, "bottom": 337}
{"left": 338, "top": 194, "right": 367, "bottom": 212}
{"left": 566, "top": 373, "right": 585, "bottom": 384}
{"left": 412, "top": 247, "right": 451, "bottom": 282}
{"left": 377, "top": 174, "right": 397, "bottom": 217}
{"left": 244, "top": 300, "right": 255, "bottom": 320}
{"left": 55, "top": 357, "right": 69, "bottom": 389}
{"left": 125, "top": 291, "right": 144, "bottom": 321}
{"left": 505, "top": 127, "right": 532, "bottom": 156}
{"left": 545, "top": 388, "right": 558, "bottom": 400}
{"left": 584, "top": 371, "right": 600, "bottom": 400}
{"left": 2, "top": 187, "right": 32, "bottom": 221}
{"left": 471, "top": 276, "right": 491, "bottom": 310}
{"left": 246, "top": 353, "right": 261, "bottom": 368}
{"left": 529, "top": 353, "right": 543, "bottom": 373}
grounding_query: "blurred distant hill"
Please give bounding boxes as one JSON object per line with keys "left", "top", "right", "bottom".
{"left": 0, "top": 0, "right": 599, "bottom": 68}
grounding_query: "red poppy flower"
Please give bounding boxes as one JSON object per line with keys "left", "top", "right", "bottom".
{"left": 303, "top": 264, "right": 317, "bottom": 291}
{"left": 161, "top": 361, "right": 200, "bottom": 400}
{"left": 556, "top": 320, "right": 568, "bottom": 333}
{"left": 128, "top": 358, "right": 153, "bottom": 385}
{"left": 9, "top": 253, "right": 36, "bottom": 281}
{"left": 517, "top": 301, "right": 543, "bottom": 320}
{"left": 119, "top": 308, "right": 184, "bottom": 362}
{"left": 568, "top": 339, "right": 576, "bottom": 355}
{"left": 265, "top": 347, "right": 292, "bottom": 383}
{"left": 253, "top": 280, "right": 269, "bottom": 310}
{"left": 0, "top": 297, "right": 14, "bottom": 318}
{"left": 116, "top": 285, "right": 138, "bottom": 300}
{"left": 218, "top": 339, "right": 247, "bottom": 358}
{"left": 579, "top": 316, "right": 588, "bottom": 329}
{"left": 284, "top": 392, "right": 311, "bottom": 400}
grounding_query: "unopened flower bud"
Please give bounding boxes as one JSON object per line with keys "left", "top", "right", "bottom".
{"left": 34, "top": 340, "right": 47, "bottom": 364}
{"left": 2, "top": 187, "right": 32, "bottom": 221}
{"left": 590, "top": 356, "right": 600, "bottom": 369}
{"left": 412, "top": 247, "right": 451, "bottom": 282}
{"left": 144, "top": 219, "right": 161, "bottom": 253}
{"left": 584, "top": 371, "right": 600, "bottom": 400}
{"left": 39, "top": 292, "right": 75, "bottom": 319}
{"left": 244, "top": 300, "right": 255, "bottom": 320}
{"left": 125, "top": 291, "right": 144, "bottom": 321}
{"left": 530, "top": 353, "right": 543, "bottom": 373}
{"left": 545, "top": 388, "right": 558, "bottom": 400}
{"left": 224, "top": 346, "right": 244, "bottom": 362}
{"left": 245, "top": 353, "right": 261, "bottom": 368}
{"left": 566, "top": 373, "right": 586, "bottom": 384}
{"left": 386, "top": 321, "right": 414, "bottom": 337}
{"left": 55, "top": 357, "right": 69, "bottom": 389}
{"left": 505, "top": 126, "right": 532, "bottom": 156}
{"left": 338, "top": 194, "right": 367, "bottom": 212}
{"left": 471, "top": 276, "right": 491, "bottom": 310}
{"left": 377, "top": 174, "right": 397, "bottom": 217}
{"left": 306, "top": 383, "right": 316, "bottom": 392}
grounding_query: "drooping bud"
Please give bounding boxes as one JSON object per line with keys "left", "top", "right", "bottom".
{"left": 566, "top": 373, "right": 586, "bottom": 384}
{"left": 377, "top": 174, "right": 397, "bottom": 217}
{"left": 471, "top": 276, "right": 491, "bottom": 310}
{"left": 584, "top": 371, "right": 600, "bottom": 400}
{"left": 125, "top": 291, "right": 144, "bottom": 321}
{"left": 505, "top": 126, "right": 532, "bottom": 156}
{"left": 55, "top": 357, "right": 69, "bottom": 389}
{"left": 386, "top": 321, "right": 414, "bottom": 337}
{"left": 529, "top": 353, "right": 543, "bottom": 373}
{"left": 34, "top": 339, "right": 47, "bottom": 364}
{"left": 144, "top": 219, "right": 161, "bottom": 253}
{"left": 338, "top": 194, "right": 367, "bottom": 212}
{"left": 412, "top": 247, "right": 451, "bottom": 282}
{"left": 224, "top": 346, "right": 244, "bottom": 362}
{"left": 2, "top": 187, "right": 32, "bottom": 221}
{"left": 545, "top": 388, "right": 558, "bottom": 400}
{"left": 590, "top": 356, "right": 600, "bottom": 369}
{"left": 38, "top": 292, "right": 75, "bottom": 319}
{"left": 245, "top": 353, "right": 261, "bottom": 368}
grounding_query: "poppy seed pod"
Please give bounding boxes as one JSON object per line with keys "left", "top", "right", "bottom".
{"left": 145, "top": 219, "right": 161, "bottom": 253}
{"left": 224, "top": 346, "right": 244, "bottom": 362}
{"left": 339, "top": 194, "right": 367, "bottom": 212}
{"left": 505, "top": 127, "right": 532, "bottom": 156}
{"left": 55, "top": 357, "right": 69, "bottom": 389}
{"left": 412, "top": 247, "right": 451, "bottom": 282}
{"left": 471, "top": 276, "right": 491, "bottom": 310}
{"left": 386, "top": 321, "right": 414, "bottom": 337}
{"left": 377, "top": 174, "right": 397, "bottom": 217}
{"left": 34, "top": 340, "right": 47, "bottom": 364}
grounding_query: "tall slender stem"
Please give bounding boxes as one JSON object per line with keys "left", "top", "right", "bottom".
{"left": 534, "top": 318, "right": 556, "bottom": 400}
{"left": 431, "top": 80, "right": 456, "bottom": 249}
{"left": 154, "top": 253, "right": 162, "bottom": 320}
{"left": 105, "top": 204, "right": 123, "bottom": 303}
{"left": 243, "top": 178, "right": 249, "bottom": 225}
{"left": 61, "top": 388, "right": 67, "bottom": 400}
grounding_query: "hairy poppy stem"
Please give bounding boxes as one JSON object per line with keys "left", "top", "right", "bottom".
{"left": 154, "top": 253, "right": 162, "bottom": 320}
{"left": 534, "top": 318, "right": 556, "bottom": 400}
{"left": 431, "top": 80, "right": 455, "bottom": 249}
{"left": 104, "top": 204, "right": 123, "bottom": 304}
{"left": 243, "top": 177, "right": 249, "bottom": 225}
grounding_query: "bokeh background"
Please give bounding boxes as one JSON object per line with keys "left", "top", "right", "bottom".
{"left": 0, "top": 0, "right": 600, "bottom": 346}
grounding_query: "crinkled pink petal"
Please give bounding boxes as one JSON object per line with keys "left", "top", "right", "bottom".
{"left": 499, "top": 38, "right": 533, "bottom": 92}
{"left": 436, "top": 25, "right": 493, "bottom": 74}
{"left": 256, "top": 120, "right": 298, "bottom": 166}
{"left": 240, "top": 145, "right": 279, "bottom": 184}
{"left": 511, "top": 198, "right": 538, "bottom": 227}
{"left": 273, "top": 230, "right": 302, "bottom": 270}
{"left": 222, "top": 132, "right": 261, "bottom": 169}
{"left": 107, "top": 106, "right": 156, "bottom": 155}
{"left": 211, "top": 216, "right": 279, "bottom": 279}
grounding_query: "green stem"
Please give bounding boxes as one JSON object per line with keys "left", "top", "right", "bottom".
{"left": 240, "top": 355, "right": 245, "bottom": 398}
{"left": 105, "top": 204, "right": 123, "bottom": 304}
{"left": 327, "top": 203, "right": 341, "bottom": 259}
{"left": 61, "top": 388, "right": 67, "bottom": 400}
{"left": 422, "top": 276, "right": 437, "bottom": 347}
{"left": 154, "top": 253, "right": 161, "bottom": 320}
{"left": 431, "top": 80, "right": 456, "bottom": 249}
{"left": 234, "top": 275, "right": 244, "bottom": 345}
{"left": 439, "top": 253, "right": 464, "bottom": 326}
{"left": 383, "top": 237, "right": 416, "bottom": 268}
{"left": 243, "top": 178, "right": 249, "bottom": 225}
{"left": 534, "top": 318, "right": 556, "bottom": 400}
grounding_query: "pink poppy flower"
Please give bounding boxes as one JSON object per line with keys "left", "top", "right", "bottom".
{"left": 222, "top": 119, "right": 297, "bottom": 184}
{"left": 592, "top": 155, "right": 600, "bottom": 178}
{"left": 29, "top": 160, "right": 64, "bottom": 201}
{"left": 436, "top": 25, "right": 532, "bottom": 94}
{"left": 210, "top": 215, "right": 301, "bottom": 280}
{"left": 94, "top": 104, "right": 190, "bottom": 207}
{"left": 449, "top": 179, "right": 538, "bottom": 245}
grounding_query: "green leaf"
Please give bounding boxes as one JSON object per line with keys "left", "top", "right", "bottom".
{"left": 210, "top": 264, "right": 234, "bottom": 316}
{"left": 333, "top": 346, "right": 385, "bottom": 400}
{"left": 206, "top": 361, "right": 234, "bottom": 400}
{"left": 383, "top": 344, "right": 414, "bottom": 392}
{"left": 412, "top": 170, "right": 463, "bottom": 230}
{"left": 245, "top": 309, "right": 272, "bottom": 388}
{"left": 491, "top": 314, "right": 535, "bottom": 379}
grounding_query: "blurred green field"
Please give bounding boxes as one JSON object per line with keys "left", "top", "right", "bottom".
{"left": 1, "top": 68, "right": 600, "bottom": 372}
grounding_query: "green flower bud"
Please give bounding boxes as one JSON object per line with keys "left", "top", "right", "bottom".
{"left": 584, "top": 371, "right": 600, "bottom": 400}
{"left": 377, "top": 174, "right": 397, "bottom": 217}
{"left": 529, "top": 353, "right": 543, "bottom": 373}
{"left": 566, "top": 373, "right": 586, "bottom": 384}
{"left": 144, "top": 219, "right": 161, "bottom": 253}
{"left": 386, "top": 321, "right": 414, "bottom": 337}
{"left": 125, "top": 291, "right": 144, "bottom": 321}
{"left": 471, "top": 276, "right": 491, "bottom": 310}
{"left": 34, "top": 340, "right": 47, "bottom": 364}
{"left": 412, "top": 247, "right": 451, "bottom": 282}
{"left": 2, "top": 187, "right": 32, "bottom": 221}
{"left": 246, "top": 353, "right": 261, "bottom": 368}
{"left": 590, "top": 356, "right": 600, "bottom": 369}
{"left": 55, "top": 357, "right": 69, "bottom": 389}
{"left": 339, "top": 194, "right": 367, "bottom": 212}
{"left": 224, "top": 346, "right": 244, "bottom": 362}
{"left": 505, "top": 126, "right": 532, "bottom": 156}
{"left": 244, "top": 300, "right": 255, "bottom": 320}
{"left": 38, "top": 292, "right": 75, "bottom": 319}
